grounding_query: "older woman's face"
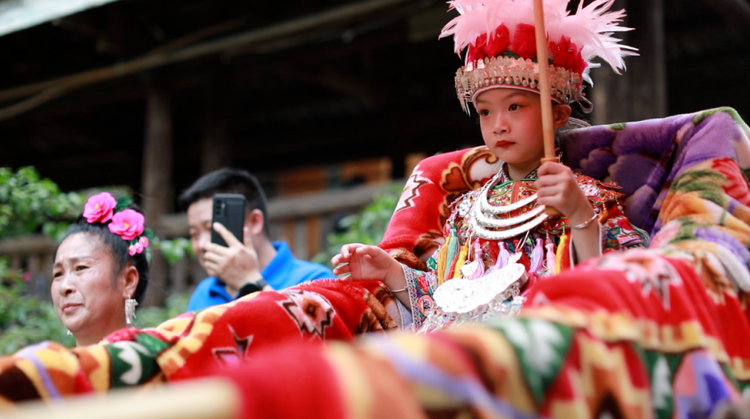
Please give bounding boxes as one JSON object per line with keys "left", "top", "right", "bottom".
{"left": 51, "top": 233, "right": 128, "bottom": 345}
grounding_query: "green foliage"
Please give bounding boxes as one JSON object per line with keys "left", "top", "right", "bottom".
{"left": 312, "top": 185, "right": 401, "bottom": 269}
{"left": 0, "top": 167, "right": 83, "bottom": 241}
{"left": 0, "top": 259, "right": 76, "bottom": 355}
{"left": 154, "top": 238, "right": 194, "bottom": 265}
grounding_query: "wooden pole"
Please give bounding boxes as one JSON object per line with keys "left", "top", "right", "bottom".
{"left": 533, "top": 0, "right": 560, "bottom": 215}
{"left": 533, "top": 0, "right": 555, "bottom": 162}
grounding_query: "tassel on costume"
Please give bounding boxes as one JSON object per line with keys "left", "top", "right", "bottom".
{"left": 599, "top": 204, "right": 609, "bottom": 221}
{"left": 468, "top": 240, "right": 485, "bottom": 279}
{"left": 529, "top": 238, "right": 544, "bottom": 274}
{"left": 452, "top": 241, "right": 469, "bottom": 279}
{"left": 545, "top": 234, "right": 556, "bottom": 276}
{"left": 555, "top": 230, "right": 570, "bottom": 274}
{"left": 437, "top": 238, "right": 449, "bottom": 285}
{"left": 438, "top": 226, "right": 458, "bottom": 285}
{"left": 444, "top": 226, "right": 459, "bottom": 276}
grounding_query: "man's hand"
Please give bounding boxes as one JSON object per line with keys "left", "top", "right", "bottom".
{"left": 203, "top": 222, "right": 263, "bottom": 293}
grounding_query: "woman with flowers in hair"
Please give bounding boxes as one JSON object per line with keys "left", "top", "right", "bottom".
{"left": 52, "top": 192, "right": 152, "bottom": 347}
{"left": 333, "top": 0, "right": 647, "bottom": 331}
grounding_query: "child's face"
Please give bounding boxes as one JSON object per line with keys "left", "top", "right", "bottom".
{"left": 475, "top": 88, "right": 569, "bottom": 177}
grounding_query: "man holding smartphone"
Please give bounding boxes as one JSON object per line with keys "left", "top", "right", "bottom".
{"left": 180, "top": 168, "right": 334, "bottom": 311}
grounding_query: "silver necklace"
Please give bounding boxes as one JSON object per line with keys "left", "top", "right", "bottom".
{"left": 468, "top": 170, "right": 548, "bottom": 240}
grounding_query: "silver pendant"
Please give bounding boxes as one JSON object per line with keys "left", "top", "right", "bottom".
{"left": 433, "top": 253, "right": 526, "bottom": 314}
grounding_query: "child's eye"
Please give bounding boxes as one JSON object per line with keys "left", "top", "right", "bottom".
{"left": 478, "top": 109, "right": 490, "bottom": 116}
{"left": 509, "top": 104, "right": 521, "bottom": 111}
{"left": 53, "top": 271, "right": 62, "bottom": 278}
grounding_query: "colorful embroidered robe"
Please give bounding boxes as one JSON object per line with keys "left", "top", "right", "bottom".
{"left": 404, "top": 166, "right": 647, "bottom": 329}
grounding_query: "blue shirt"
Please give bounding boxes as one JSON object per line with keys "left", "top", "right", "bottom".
{"left": 187, "top": 241, "right": 333, "bottom": 311}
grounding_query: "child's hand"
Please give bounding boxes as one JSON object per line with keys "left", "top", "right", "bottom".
{"left": 536, "top": 162, "right": 596, "bottom": 226}
{"left": 331, "top": 244, "right": 403, "bottom": 287}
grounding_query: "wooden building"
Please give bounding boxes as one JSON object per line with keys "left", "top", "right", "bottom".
{"left": 0, "top": 0, "right": 748, "bottom": 305}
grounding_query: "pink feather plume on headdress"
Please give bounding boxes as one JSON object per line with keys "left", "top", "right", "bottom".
{"left": 439, "top": 0, "right": 638, "bottom": 84}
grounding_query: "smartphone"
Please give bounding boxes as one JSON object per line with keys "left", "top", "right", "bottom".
{"left": 211, "top": 194, "right": 246, "bottom": 247}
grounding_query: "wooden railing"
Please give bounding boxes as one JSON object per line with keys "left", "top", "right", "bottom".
{"left": 0, "top": 181, "right": 401, "bottom": 302}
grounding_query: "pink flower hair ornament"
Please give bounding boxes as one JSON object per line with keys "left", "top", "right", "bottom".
{"left": 83, "top": 192, "right": 117, "bottom": 224}
{"left": 82, "top": 192, "right": 155, "bottom": 256}
{"left": 109, "top": 209, "right": 145, "bottom": 241}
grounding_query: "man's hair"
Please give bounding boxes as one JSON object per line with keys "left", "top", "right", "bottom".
{"left": 179, "top": 168, "right": 270, "bottom": 236}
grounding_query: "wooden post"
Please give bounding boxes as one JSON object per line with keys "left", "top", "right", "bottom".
{"left": 142, "top": 83, "right": 173, "bottom": 307}
{"left": 201, "top": 70, "right": 233, "bottom": 174}
{"left": 592, "top": 0, "right": 667, "bottom": 124}
{"left": 627, "top": 0, "right": 667, "bottom": 121}
{"left": 41, "top": 251, "right": 54, "bottom": 301}
{"left": 27, "top": 254, "right": 40, "bottom": 298}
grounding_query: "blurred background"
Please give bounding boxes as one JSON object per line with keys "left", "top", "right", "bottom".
{"left": 0, "top": 0, "right": 748, "bottom": 314}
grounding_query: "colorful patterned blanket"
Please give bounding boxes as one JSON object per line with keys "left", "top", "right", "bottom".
{"left": 2, "top": 107, "right": 750, "bottom": 419}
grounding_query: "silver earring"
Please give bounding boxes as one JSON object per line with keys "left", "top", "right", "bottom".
{"left": 66, "top": 329, "right": 72, "bottom": 336}
{"left": 125, "top": 297, "right": 138, "bottom": 325}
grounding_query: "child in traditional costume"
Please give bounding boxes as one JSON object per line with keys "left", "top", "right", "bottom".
{"left": 332, "top": 0, "right": 647, "bottom": 331}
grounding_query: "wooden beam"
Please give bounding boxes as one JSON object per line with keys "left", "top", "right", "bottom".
{"left": 0, "top": 234, "right": 55, "bottom": 254}
{"left": 0, "top": 0, "right": 413, "bottom": 120}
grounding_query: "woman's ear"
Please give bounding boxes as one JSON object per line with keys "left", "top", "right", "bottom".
{"left": 119, "top": 263, "right": 139, "bottom": 299}
{"left": 552, "top": 104, "right": 572, "bottom": 130}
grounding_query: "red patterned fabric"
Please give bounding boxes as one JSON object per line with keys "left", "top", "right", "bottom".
{"left": 380, "top": 147, "right": 500, "bottom": 268}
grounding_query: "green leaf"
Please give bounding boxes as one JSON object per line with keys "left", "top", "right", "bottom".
{"left": 0, "top": 167, "right": 80, "bottom": 239}
{"left": 115, "top": 195, "right": 133, "bottom": 212}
